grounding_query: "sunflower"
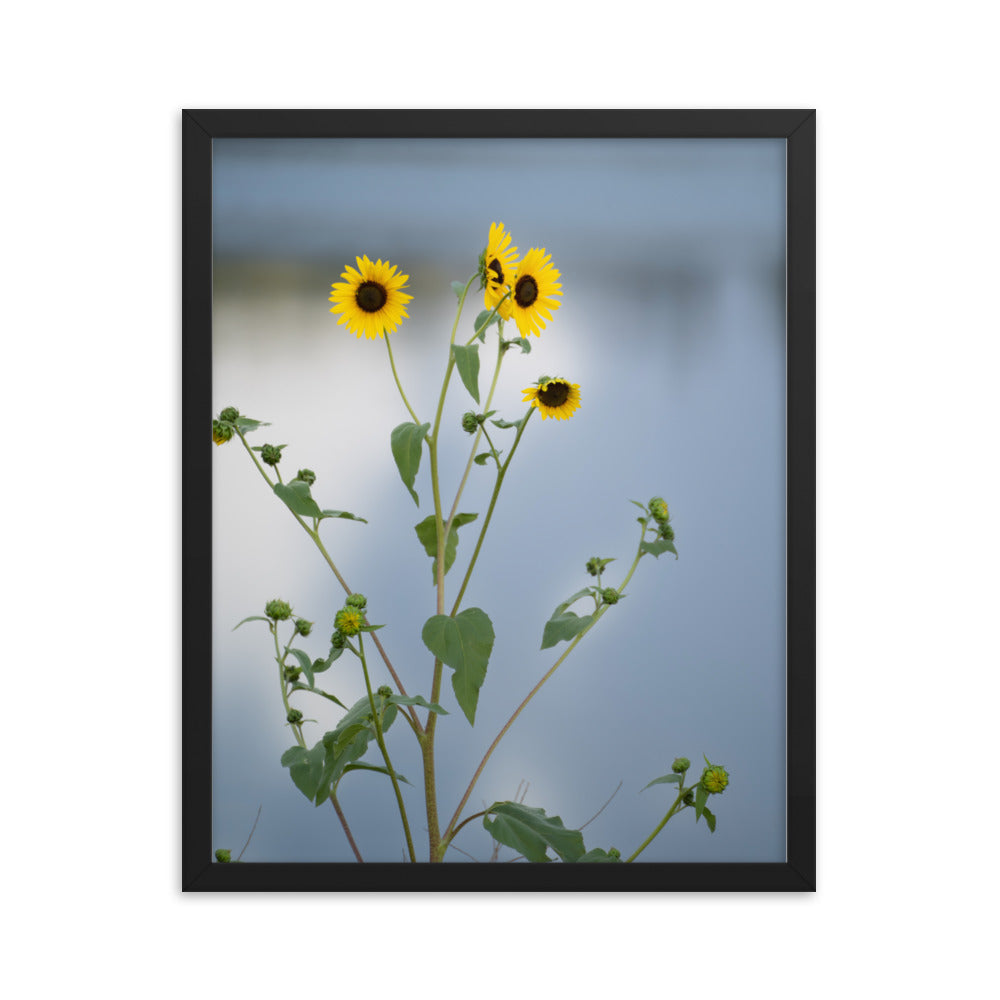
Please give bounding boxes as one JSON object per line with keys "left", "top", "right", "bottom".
{"left": 329, "top": 255, "right": 412, "bottom": 339}
{"left": 482, "top": 221, "right": 518, "bottom": 321}
{"left": 510, "top": 247, "right": 562, "bottom": 337}
{"left": 522, "top": 377, "right": 581, "bottom": 421}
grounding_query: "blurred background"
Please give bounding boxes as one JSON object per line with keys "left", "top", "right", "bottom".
{"left": 211, "top": 137, "right": 787, "bottom": 863}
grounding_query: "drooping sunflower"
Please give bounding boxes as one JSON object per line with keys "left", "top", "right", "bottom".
{"left": 522, "top": 377, "right": 581, "bottom": 421}
{"left": 510, "top": 247, "right": 562, "bottom": 337}
{"left": 482, "top": 221, "right": 518, "bottom": 321}
{"left": 329, "top": 255, "right": 412, "bottom": 339}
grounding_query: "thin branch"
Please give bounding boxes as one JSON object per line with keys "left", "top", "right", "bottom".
{"left": 236, "top": 805, "right": 262, "bottom": 861}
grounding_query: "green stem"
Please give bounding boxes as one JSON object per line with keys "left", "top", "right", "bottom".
{"left": 441, "top": 521, "right": 650, "bottom": 849}
{"left": 624, "top": 787, "right": 687, "bottom": 863}
{"left": 449, "top": 405, "right": 533, "bottom": 617}
{"left": 272, "top": 625, "right": 305, "bottom": 747}
{"left": 385, "top": 334, "right": 421, "bottom": 425}
{"left": 235, "top": 430, "right": 421, "bottom": 733}
{"left": 357, "top": 635, "right": 416, "bottom": 863}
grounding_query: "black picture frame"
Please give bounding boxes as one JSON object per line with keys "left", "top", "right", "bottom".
{"left": 183, "top": 109, "right": 815, "bottom": 892}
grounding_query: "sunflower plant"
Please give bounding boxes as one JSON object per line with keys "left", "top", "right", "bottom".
{"left": 212, "top": 222, "right": 730, "bottom": 864}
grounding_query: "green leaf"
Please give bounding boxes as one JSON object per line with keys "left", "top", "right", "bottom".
{"left": 640, "top": 538, "right": 679, "bottom": 559}
{"left": 342, "top": 762, "right": 412, "bottom": 785}
{"left": 451, "top": 280, "right": 467, "bottom": 299}
{"left": 472, "top": 309, "right": 499, "bottom": 340}
{"left": 232, "top": 615, "right": 271, "bottom": 630}
{"left": 414, "top": 512, "right": 479, "bottom": 580}
{"left": 628, "top": 499, "right": 648, "bottom": 511}
{"left": 451, "top": 344, "right": 481, "bottom": 403}
{"left": 390, "top": 422, "right": 430, "bottom": 506}
{"left": 641, "top": 774, "right": 682, "bottom": 791}
{"left": 311, "top": 648, "right": 342, "bottom": 674}
{"left": 578, "top": 848, "right": 622, "bottom": 863}
{"left": 233, "top": 416, "right": 270, "bottom": 433}
{"left": 473, "top": 452, "right": 491, "bottom": 466}
{"left": 288, "top": 683, "right": 347, "bottom": 709}
{"left": 282, "top": 741, "right": 326, "bottom": 801}
{"left": 702, "top": 806, "right": 717, "bottom": 833}
{"left": 483, "top": 801, "right": 586, "bottom": 863}
{"left": 695, "top": 783, "right": 709, "bottom": 822}
{"left": 552, "top": 588, "right": 596, "bottom": 617}
{"left": 540, "top": 611, "right": 594, "bottom": 650}
{"left": 274, "top": 480, "right": 323, "bottom": 519}
{"left": 491, "top": 417, "right": 523, "bottom": 430}
{"left": 387, "top": 694, "right": 449, "bottom": 715}
{"left": 319, "top": 509, "right": 368, "bottom": 523}
{"left": 507, "top": 337, "right": 531, "bottom": 354}
{"left": 287, "top": 648, "right": 314, "bottom": 687}
{"left": 421, "top": 608, "right": 494, "bottom": 725}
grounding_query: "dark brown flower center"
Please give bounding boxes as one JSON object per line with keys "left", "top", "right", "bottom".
{"left": 356, "top": 281, "right": 388, "bottom": 313}
{"left": 537, "top": 381, "right": 570, "bottom": 407}
{"left": 488, "top": 258, "right": 504, "bottom": 285}
{"left": 514, "top": 274, "right": 538, "bottom": 308}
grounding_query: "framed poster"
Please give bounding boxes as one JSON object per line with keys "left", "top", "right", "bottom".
{"left": 183, "top": 109, "right": 815, "bottom": 891}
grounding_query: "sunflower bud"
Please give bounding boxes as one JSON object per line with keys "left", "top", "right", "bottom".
{"left": 294, "top": 618, "right": 313, "bottom": 637}
{"left": 601, "top": 588, "right": 621, "bottom": 606}
{"left": 330, "top": 630, "right": 346, "bottom": 650}
{"left": 672, "top": 757, "right": 690, "bottom": 774}
{"left": 334, "top": 607, "right": 363, "bottom": 637}
{"left": 700, "top": 764, "right": 730, "bottom": 795}
{"left": 376, "top": 685, "right": 392, "bottom": 699}
{"left": 260, "top": 444, "right": 283, "bottom": 467}
{"left": 649, "top": 497, "right": 670, "bottom": 525}
{"left": 215, "top": 849, "right": 232, "bottom": 863}
{"left": 286, "top": 709, "right": 303, "bottom": 724}
{"left": 294, "top": 468, "right": 316, "bottom": 486}
{"left": 219, "top": 406, "right": 240, "bottom": 423}
{"left": 346, "top": 593, "right": 367, "bottom": 610}
{"left": 265, "top": 599, "right": 292, "bottom": 621}
{"left": 212, "top": 420, "right": 234, "bottom": 446}
{"left": 284, "top": 667, "right": 302, "bottom": 683}
{"left": 608, "top": 847, "right": 621, "bottom": 860}
{"left": 461, "top": 411, "right": 479, "bottom": 434}
{"left": 683, "top": 790, "right": 695, "bottom": 806}
{"left": 659, "top": 524, "right": 676, "bottom": 541}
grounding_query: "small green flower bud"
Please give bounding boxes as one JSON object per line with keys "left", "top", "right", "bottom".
{"left": 284, "top": 667, "right": 302, "bottom": 683}
{"left": 265, "top": 598, "right": 292, "bottom": 621}
{"left": 649, "top": 497, "right": 670, "bottom": 524}
{"left": 295, "top": 468, "right": 316, "bottom": 486}
{"left": 461, "top": 411, "right": 479, "bottom": 434}
{"left": 601, "top": 588, "right": 621, "bottom": 605}
{"left": 376, "top": 685, "right": 392, "bottom": 699}
{"left": 294, "top": 618, "right": 313, "bottom": 637}
{"left": 659, "top": 524, "right": 676, "bottom": 541}
{"left": 215, "top": 848, "right": 232, "bottom": 863}
{"left": 219, "top": 407, "right": 240, "bottom": 423}
{"left": 346, "top": 593, "right": 367, "bottom": 609}
{"left": 672, "top": 757, "right": 690, "bottom": 774}
{"left": 586, "top": 558, "right": 601, "bottom": 577}
{"left": 701, "top": 764, "right": 730, "bottom": 795}
{"left": 608, "top": 847, "right": 621, "bottom": 860}
{"left": 334, "top": 607, "right": 364, "bottom": 637}
{"left": 330, "top": 630, "right": 346, "bottom": 649}
{"left": 312, "top": 658, "right": 326, "bottom": 671}
{"left": 287, "top": 709, "right": 303, "bottom": 724}
{"left": 212, "top": 420, "right": 234, "bottom": 446}
{"left": 260, "top": 443, "right": 283, "bottom": 466}
{"left": 683, "top": 790, "right": 695, "bottom": 806}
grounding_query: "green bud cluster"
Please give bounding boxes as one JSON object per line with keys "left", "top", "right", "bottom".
{"left": 214, "top": 848, "right": 232, "bottom": 863}
{"left": 461, "top": 411, "right": 479, "bottom": 434}
{"left": 601, "top": 588, "right": 621, "bottom": 606}
{"left": 649, "top": 497, "right": 670, "bottom": 524}
{"left": 334, "top": 606, "right": 364, "bottom": 637}
{"left": 330, "top": 630, "right": 347, "bottom": 650}
{"left": 660, "top": 524, "right": 676, "bottom": 541}
{"left": 260, "top": 444, "right": 284, "bottom": 466}
{"left": 346, "top": 593, "right": 367, "bottom": 610}
{"left": 294, "top": 618, "right": 313, "bottom": 637}
{"left": 376, "top": 685, "right": 393, "bottom": 699}
{"left": 294, "top": 468, "right": 316, "bottom": 486}
{"left": 265, "top": 598, "right": 292, "bottom": 621}
{"left": 212, "top": 420, "right": 234, "bottom": 446}
{"left": 284, "top": 667, "right": 302, "bottom": 683}
{"left": 219, "top": 407, "right": 240, "bottom": 423}
{"left": 286, "top": 709, "right": 303, "bottom": 724}
{"left": 608, "top": 847, "right": 621, "bottom": 860}
{"left": 672, "top": 757, "right": 691, "bottom": 774}
{"left": 682, "top": 790, "right": 695, "bottom": 806}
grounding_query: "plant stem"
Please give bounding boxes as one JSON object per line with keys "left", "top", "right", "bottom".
{"left": 272, "top": 625, "right": 305, "bottom": 747}
{"left": 357, "top": 635, "right": 416, "bottom": 863}
{"left": 624, "top": 787, "right": 687, "bottom": 863}
{"left": 441, "top": 522, "right": 650, "bottom": 847}
{"left": 235, "top": 430, "right": 421, "bottom": 732}
{"left": 329, "top": 793, "right": 365, "bottom": 863}
{"left": 385, "top": 334, "right": 421, "bottom": 425}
